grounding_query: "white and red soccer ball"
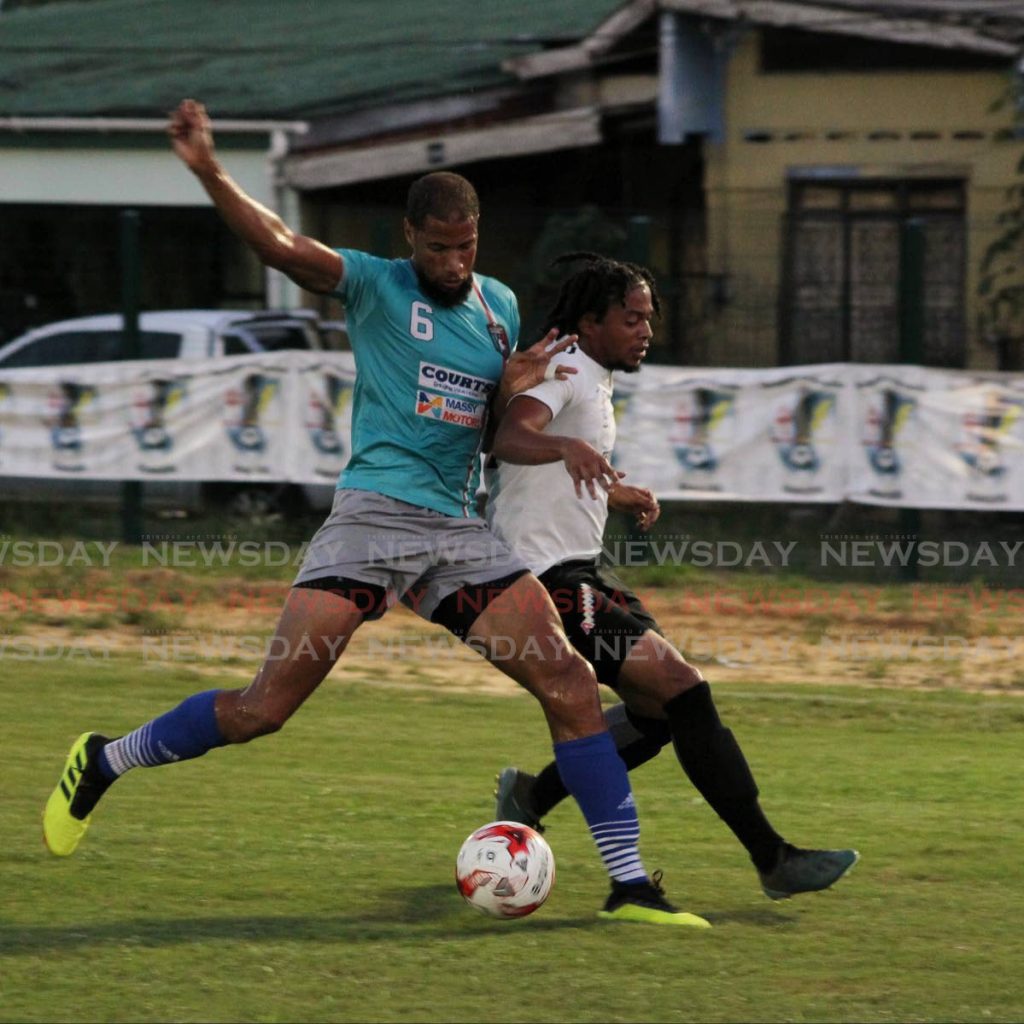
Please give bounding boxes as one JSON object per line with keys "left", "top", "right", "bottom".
{"left": 455, "top": 821, "right": 555, "bottom": 919}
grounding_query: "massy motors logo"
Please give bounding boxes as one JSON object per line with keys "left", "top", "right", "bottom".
{"left": 771, "top": 386, "right": 837, "bottom": 474}
{"left": 224, "top": 372, "right": 280, "bottom": 453}
{"left": 862, "top": 385, "right": 917, "bottom": 477}
{"left": 416, "top": 390, "right": 484, "bottom": 429}
{"left": 48, "top": 380, "right": 98, "bottom": 471}
{"left": 418, "top": 362, "right": 495, "bottom": 401}
{"left": 957, "top": 389, "right": 1023, "bottom": 479}
{"left": 417, "top": 391, "right": 444, "bottom": 418}
{"left": 671, "top": 385, "right": 737, "bottom": 474}
{"left": 306, "top": 372, "right": 352, "bottom": 458}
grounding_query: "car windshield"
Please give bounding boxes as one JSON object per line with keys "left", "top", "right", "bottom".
{"left": 244, "top": 322, "right": 316, "bottom": 352}
{"left": 0, "top": 330, "right": 181, "bottom": 367}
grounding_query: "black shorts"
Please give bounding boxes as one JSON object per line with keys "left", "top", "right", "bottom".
{"left": 538, "top": 559, "right": 662, "bottom": 687}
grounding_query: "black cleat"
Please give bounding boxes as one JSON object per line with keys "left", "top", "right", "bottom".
{"left": 493, "top": 767, "right": 544, "bottom": 832}
{"left": 759, "top": 843, "right": 860, "bottom": 900}
{"left": 599, "top": 870, "right": 711, "bottom": 928}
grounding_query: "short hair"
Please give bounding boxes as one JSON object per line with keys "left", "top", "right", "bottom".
{"left": 405, "top": 172, "right": 480, "bottom": 228}
{"left": 542, "top": 251, "right": 661, "bottom": 337}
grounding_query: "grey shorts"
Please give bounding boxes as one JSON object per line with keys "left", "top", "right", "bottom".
{"left": 293, "top": 488, "right": 529, "bottom": 627}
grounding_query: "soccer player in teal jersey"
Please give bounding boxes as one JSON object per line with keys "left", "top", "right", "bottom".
{"left": 335, "top": 246, "right": 518, "bottom": 517}
{"left": 41, "top": 99, "right": 708, "bottom": 926}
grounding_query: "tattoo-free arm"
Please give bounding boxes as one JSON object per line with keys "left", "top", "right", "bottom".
{"left": 168, "top": 99, "right": 342, "bottom": 295}
{"left": 493, "top": 396, "right": 624, "bottom": 500}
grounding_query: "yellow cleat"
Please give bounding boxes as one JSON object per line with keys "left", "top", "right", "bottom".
{"left": 597, "top": 871, "right": 711, "bottom": 928}
{"left": 43, "top": 732, "right": 111, "bottom": 857}
{"left": 598, "top": 904, "right": 711, "bottom": 927}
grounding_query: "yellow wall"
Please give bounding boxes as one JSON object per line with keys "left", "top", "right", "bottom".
{"left": 703, "top": 30, "right": 1024, "bottom": 368}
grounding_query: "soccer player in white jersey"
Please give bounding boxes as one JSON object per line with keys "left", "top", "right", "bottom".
{"left": 42, "top": 102, "right": 709, "bottom": 926}
{"left": 487, "top": 252, "right": 858, "bottom": 900}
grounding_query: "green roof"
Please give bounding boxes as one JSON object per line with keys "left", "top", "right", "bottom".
{"left": 0, "top": 0, "right": 627, "bottom": 118}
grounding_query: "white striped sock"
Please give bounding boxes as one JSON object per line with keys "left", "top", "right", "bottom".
{"left": 591, "top": 820, "right": 647, "bottom": 884}
{"left": 102, "top": 723, "right": 178, "bottom": 777}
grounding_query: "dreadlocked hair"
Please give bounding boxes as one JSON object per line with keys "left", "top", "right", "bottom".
{"left": 542, "top": 251, "right": 661, "bottom": 338}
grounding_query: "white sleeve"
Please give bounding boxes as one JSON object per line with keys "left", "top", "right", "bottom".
{"left": 507, "top": 375, "right": 577, "bottom": 420}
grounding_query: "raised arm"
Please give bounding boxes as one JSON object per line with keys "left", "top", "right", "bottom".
{"left": 492, "top": 395, "right": 623, "bottom": 500}
{"left": 168, "top": 99, "right": 343, "bottom": 295}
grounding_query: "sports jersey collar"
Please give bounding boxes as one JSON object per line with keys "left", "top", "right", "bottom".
{"left": 575, "top": 343, "right": 614, "bottom": 389}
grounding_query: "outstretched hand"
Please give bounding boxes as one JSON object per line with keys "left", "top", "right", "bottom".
{"left": 560, "top": 438, "right": 625, "bottom": 500}
{"left": 168, "top": 98, "right": 216, "bottom": 173}
{"left": 499, "top": 329, "right": 578, "bottom": 398}
{"left": 608, "top": 483, "right": 660, "bottom": 530}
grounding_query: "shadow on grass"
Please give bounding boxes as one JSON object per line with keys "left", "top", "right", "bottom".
{"left": 699, "top": 907, "right": 798, "bottom": 927}
{"left": 0, "top": 884, "right": 798, "bottom": 954}
{"left": 0, "top": 885, "right": 601, "bottom": 953}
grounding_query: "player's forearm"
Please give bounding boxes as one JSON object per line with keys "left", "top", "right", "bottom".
{"left": 492, "top": 425, "right": 570, "bottom": 466}
{"left": 189, "top": 160, "right": 339, "bottom": 293}
{"left": 191, "top": 160, "right": 294, "bottom": 266}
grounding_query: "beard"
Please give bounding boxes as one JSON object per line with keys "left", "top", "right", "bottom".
{"left": 608, "top": 360, "right": 642, "bottom": 374}
{"left": 413, "top": 265, "right": 473, "bottom": 308}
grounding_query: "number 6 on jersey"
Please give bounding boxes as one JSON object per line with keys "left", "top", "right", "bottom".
{"left": 410, "top": 301, "right": 434, "bottom": 341}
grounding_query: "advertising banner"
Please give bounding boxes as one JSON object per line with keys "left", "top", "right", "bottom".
{"left": 1, "top": 352, "right": 1022, "bottom": 510}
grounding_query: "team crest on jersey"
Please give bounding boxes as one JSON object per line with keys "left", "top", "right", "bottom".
{"left": 487, "top": 323, "right": 511, "bottom": 359}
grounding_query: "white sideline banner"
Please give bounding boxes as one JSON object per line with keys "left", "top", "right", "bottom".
{"left": 0, "top": 353, "right": 1022, "bottom": 510}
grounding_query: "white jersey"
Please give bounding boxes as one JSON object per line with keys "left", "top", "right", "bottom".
{"left": 486, "top": 344, "right": 615, "bottom": 575}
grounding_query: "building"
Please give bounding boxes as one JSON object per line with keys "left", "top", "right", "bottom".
{"left": 1, "top": 0, "right": 1022, "bottom": 367}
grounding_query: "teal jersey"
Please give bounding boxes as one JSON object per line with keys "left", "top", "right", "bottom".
{"left": 333, "top": 248, "right": 519, "bottom": 517}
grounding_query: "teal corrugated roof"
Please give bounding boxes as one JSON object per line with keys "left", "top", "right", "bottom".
{"left": 0, "top": 0, "right": 628, "bottom": 118}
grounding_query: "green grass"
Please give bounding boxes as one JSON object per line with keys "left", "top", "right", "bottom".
{"left": 4, "top": 660, "right": 1024, "bottom": 1023}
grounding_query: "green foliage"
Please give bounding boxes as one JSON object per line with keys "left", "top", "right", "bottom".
{"left": 4, "top": 663, "right": 1024, "bottom": 1022}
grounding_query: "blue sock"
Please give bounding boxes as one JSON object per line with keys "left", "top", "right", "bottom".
{"left": 554, "top": 731, "right": 648, "bottom": 885}
{"left": 98, "top": 689, "right": 227, "bottom": 780}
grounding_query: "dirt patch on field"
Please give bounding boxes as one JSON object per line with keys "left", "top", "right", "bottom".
{"left": 7, "top": 575, "right": 1022, "bottom": 696}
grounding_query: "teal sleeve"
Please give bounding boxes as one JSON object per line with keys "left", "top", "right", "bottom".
{"left": 333, "top": 248, "right": 387, "bottom": 323}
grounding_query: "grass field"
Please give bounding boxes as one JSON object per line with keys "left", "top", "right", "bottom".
{"left": 4, "top": 647, "right": 1024, "bottom": 1022}
{"left": 2, "top": 514, "right": 1023, "bottom": 1022}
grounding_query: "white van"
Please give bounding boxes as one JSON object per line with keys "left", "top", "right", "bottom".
{"left": 0, "top": 309, "right": 330, "bottom": 367}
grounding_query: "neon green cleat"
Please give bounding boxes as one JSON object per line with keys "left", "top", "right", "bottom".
{"left": 43, "top": 732, "right": 112, "bottom": 857}
{"left": 597, "top": 871, "right": 711, "bottom": 928}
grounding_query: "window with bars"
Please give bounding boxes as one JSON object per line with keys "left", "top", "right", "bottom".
{"left": 780, "top": 178, "right": 966, "bottom": 367}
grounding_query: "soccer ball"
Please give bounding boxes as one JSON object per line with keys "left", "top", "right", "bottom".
{"left": 455, "top": 821, "right": 555, "bottom": 919}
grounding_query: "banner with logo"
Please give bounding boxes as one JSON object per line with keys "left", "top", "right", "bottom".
{"left": 1, "top": 352, "right": 1023, "bottom": 510}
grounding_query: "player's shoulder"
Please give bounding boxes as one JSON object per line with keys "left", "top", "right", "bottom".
{"left": 338, "top": 249, "right": 413, "bottom": 290}
{"left": 547, "top": 342, "right": 595, "bottom": 381}
{"left": 474, "top": 271, "right": 517, "bottom": 315}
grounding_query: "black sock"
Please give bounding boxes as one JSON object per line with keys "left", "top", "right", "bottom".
{"left": 665, "top": 682, "right": 784, "bottom": 872}
{"left": 531, "top": 762, "right": 569, "bottom": 818}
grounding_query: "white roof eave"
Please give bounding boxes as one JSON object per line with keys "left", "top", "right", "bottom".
{"left": 503, "top": 0, "right": 1018, "bottom": 82}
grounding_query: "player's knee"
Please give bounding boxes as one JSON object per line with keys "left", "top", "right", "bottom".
{"left": 669, "top": 660, "right": 704, "bottom": 693}
{"left": 631, "top": 658, "right": 703, "bottom": 707}
{"left": 531, "top": 656, "right": 601, "bottom": 725}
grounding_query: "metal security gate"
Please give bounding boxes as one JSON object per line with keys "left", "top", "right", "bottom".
{"left": 781, "top": 178, "right": 966, "bottom": 366}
